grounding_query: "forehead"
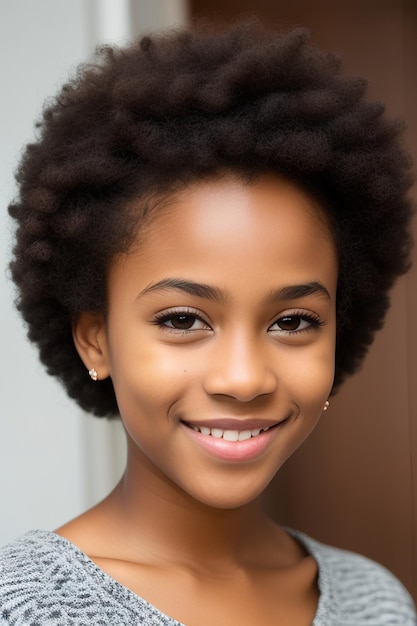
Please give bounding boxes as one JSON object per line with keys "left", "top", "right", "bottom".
{"left": 174, "top": 173, "right": 332, "bottom": 238}
{"left": 141, "top": 173, "right": 335, "bottom": 256}
{"left": 110, "top": 173, "right": 338, "bottom": 300}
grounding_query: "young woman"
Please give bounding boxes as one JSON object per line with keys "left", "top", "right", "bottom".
{"left": 1, "top": 22, "right": 416, "bottom": 625}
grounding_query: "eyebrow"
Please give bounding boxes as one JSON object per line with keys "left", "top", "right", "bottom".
{"left": 137, "top": 278, "right": 331, "bottom": 303}
{"left": 137, "top": 278, "right": 228, "bottom": 304}
{"left": 267, "top": 281, "right": 331, "bottom": 302}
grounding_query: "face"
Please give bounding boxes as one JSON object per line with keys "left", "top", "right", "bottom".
{"left": 77, "top": 174, "right": 338, "bottom": 509}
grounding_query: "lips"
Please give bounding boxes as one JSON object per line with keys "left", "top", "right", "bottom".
{"left": 182, "top": 417, "right": 285, "bottom": 462}
{"left": 181, "top": 417, "right": 282, "bottom": 445}
{"left": 189, "top": 425, "right": 271, "bottom": 441}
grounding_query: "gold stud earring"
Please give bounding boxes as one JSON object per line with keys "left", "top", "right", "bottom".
{"left": 323, "top": 400, "right": 330, "bottom": 411}
{"left": 88, "top": 368, "right": 98, "bottom": 381}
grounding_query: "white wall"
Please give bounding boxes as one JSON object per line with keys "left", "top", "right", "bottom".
{"left": 0, "top": 0, "right": 188, "bottom": 545}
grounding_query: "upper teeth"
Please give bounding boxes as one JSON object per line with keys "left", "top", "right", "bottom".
{"left": 191, "top": 426, "right": 270, "bottom": 441}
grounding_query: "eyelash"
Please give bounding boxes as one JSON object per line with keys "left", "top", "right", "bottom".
{"left": 270, "top": 312, "right": 324, "bottom": 335}
{"left": 152, "top": 308, "right": 324, "bottom": 335}
{"left": 152, "top": 308, "right": 210, "bottom": 333}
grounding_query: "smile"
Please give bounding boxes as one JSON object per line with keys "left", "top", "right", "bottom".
{"left": 183, "top": 419, "right": 284, "bottom": 463}
{"left": 190, "top": 426, "right": 271, "bottom": 441}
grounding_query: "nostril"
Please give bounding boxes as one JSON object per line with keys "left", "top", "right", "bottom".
{"left": 203, "top": 366, "right": 278, "bottom": 402}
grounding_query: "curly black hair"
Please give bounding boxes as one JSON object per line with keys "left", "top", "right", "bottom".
{"left": 8, "top": 22, "right": 413, "bottom": 417}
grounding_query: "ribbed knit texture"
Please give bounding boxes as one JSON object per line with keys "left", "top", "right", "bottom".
{"left": 0, "top": 530, "right": 415, "bottom": 625}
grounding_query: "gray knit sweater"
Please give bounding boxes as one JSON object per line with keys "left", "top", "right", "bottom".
{"left": 0, "top": 530, "right": 415, "bottom": 625}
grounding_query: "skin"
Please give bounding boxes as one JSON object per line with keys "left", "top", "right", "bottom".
{"left": 62, "top": 172, "right": 338, "bottom": 626}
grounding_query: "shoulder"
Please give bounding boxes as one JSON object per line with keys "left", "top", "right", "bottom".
{"left": 0, "top": 531, "right": 158, "bottom": 625}
{"left": 289, "top": 529, "right": 417, "bottom": 625}
{"left": 0, "top": 531, "right": 88, "bottom": 624}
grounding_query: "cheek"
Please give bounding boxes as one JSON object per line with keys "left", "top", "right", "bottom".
{"left": 109, "top": 344, "right": 197, "bottom": 424}
{"left": 283, "top": 339, "right": 335, "bottom": 410}
{"left": 279, "top": 346, "right": 335, "bottom": 459}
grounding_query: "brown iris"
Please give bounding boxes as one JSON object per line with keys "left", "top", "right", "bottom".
{"left": 170, "top": 315, "right": 197, "bottom": 330}
{"left": 277, "top": 316, "right": 302, "bottom": 331}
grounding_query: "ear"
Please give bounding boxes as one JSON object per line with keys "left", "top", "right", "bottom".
{"left": 72, "top": 313, "right": 110, "bottom": 381}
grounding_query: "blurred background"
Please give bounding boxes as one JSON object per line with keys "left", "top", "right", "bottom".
{"left": 1, "top": 0, "right": 416, "bottom": 602}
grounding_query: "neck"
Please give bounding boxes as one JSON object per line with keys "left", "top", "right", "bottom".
{"left": 98, "top": 446, "right": 288, "bottom": 571}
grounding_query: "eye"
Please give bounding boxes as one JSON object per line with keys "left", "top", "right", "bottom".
{"left": 153, "top": 308, "right": 211, "bottom": 333}
{"left": 269, "top": 313, "right": 322, "bottom": 334}
{"left": 163, "top": 314, "right": 207, "bottom": 331}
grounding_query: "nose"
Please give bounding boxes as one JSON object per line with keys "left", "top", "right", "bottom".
{"left": 202, "top": 331, "right": 278, "bottom": 402}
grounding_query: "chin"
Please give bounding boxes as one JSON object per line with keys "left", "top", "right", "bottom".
{"left": 182, "top": 476, "right": 277, "bottom": 511}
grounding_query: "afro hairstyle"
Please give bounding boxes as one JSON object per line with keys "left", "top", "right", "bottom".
{"left": 8, "top": 22, "right": 414, "bottom": 417}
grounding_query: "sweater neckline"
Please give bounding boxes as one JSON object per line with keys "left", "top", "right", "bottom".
{"left": 23, "top": 528, "right": 334, "bottom": 625}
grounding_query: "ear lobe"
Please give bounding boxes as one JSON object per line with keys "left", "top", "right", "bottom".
{"left": 72, "top": 313, "right": 110, "bottom": 380}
